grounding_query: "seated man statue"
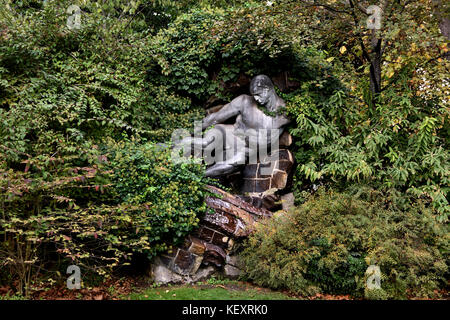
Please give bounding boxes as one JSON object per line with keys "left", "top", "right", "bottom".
{"left": 202, "top": 74, "right": 291, "bottom": 177}
{"left": 176, "top": 75, "right": 291, "bottom": 177}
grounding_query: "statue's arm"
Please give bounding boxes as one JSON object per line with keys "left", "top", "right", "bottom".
{"left": 202, "top": 96, "right": 243, "bottom": 130}
{"left": 274, "top": 114, "right": 291, "bottom": 128}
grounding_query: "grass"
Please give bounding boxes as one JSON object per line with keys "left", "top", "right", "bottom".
{"left": 125, "top": 281, "right": 296, "bottom": 300}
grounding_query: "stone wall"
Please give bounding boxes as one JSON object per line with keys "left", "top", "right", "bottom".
{"left": 150, "top": 185, "right": 272, "bottom": 284}
{"left": 150, "top": 131, "right": 294, "bottom": 284}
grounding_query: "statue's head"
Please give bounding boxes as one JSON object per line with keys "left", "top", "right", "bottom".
{"left": 249, "top": 75, "right": 276, "bottom": 106}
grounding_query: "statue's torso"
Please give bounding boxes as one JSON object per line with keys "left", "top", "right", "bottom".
{"left": 234, "top": 96, "right": 286, "bottom": 131}
{"left": 231, "top": 96, "right": 287, "bottom": 150}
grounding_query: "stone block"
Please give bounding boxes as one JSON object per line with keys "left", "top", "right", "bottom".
{"left": 173, "top": 249, "right": 197, "bottom": 275}
{"left": 203, "top": 243, "right": 226, "bottom": 267}
{"left": 242, "top": 164, "right": 258, "bottom": 178}
{"left": 224, "top": 265, "right": 241, "bottom": 279}
{"left": 151, "top": 258, "right": 184, "bottom": 285}
{"left": 204, "top": 196, "right": 257, "bottom": 238}
{"left": 198, "top": 226, "right": 215, "bottom": 242}
{"left": 192, "top": 266, "right": 216, "bottom": 282}
{"left": 279, "top": 131, "right": 293, "bottom": 147}
{"left": 225, "top": 255, "right": 242, "bottom": 268}
{"left": 254, "top": 178, "right": 271, "bottom": 192}
{"left": 206, "top": 185, "right": 272, "bottom": 218}
{"left": 276, "top": 159, "right": 293, "bottom": 172}
{"left": 262, "top": 194, "right": 281, "bottom": 211}
{"left": 281, "top": 192, "right": 295, "bottom": 212}
{"left": 271, "top": 170, "right": 288, "bottom": 189}
{"left": 203, "top": 210, "right": 237, "bottom": 236}
{"left": 188, "top": 237, "right": 206, "bottom": 256}
{"left": 159, "top": 254, "right": 175, "bottom": 268}
{"left": 277, "top": 149, "right": 293, "bottom": 162}
{"left": 211, "top": 231, "right": 229, "bottom": 248}
{"left": 242, "top": 179, "right": 255, "bottom": 193}
{"left": 258, "top": 162, "right": 275, "bottom": 177}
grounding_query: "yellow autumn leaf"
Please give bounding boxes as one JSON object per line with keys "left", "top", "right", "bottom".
{"left": 339, "top": 46, "right": 347, "bottom": 54}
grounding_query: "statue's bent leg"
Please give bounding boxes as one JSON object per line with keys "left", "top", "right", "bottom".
{"left": 205, "top": 163, "right": 235, "bottom": 177}
{"left": 205, "top": 150, "right": 246, "bottom": 177}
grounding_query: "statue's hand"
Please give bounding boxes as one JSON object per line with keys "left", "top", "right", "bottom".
{"left": 202, "top": 114, "right": 216, "bottom": 130}
{"left": 202, "top": 135, "right": 215, "bottom": 148}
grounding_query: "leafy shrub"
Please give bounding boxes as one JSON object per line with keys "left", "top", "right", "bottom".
{"left": 286, "top": 77, "right": 449, "bottom": 221}
{"left": 240, "top": 187, "right": 449, "bottom": 299}
{"left": 0, "top": 137, "right": 208, "bottom": 295}
{"left": 103, "top": 138, "right": 208, "bottom": 249}
{"left": 148, "top": 5, "right": 326, "bottom": 103}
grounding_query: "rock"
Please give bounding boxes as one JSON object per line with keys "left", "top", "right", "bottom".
{"left": 196, "top": 225, "right": 231, "bottom": 250}
{"left": 211, "top": 231, "right": 230, "bottom": 248}
{"left": 196, "top": 226, "right": 215, "bottom": 242}
{"left": 187, "top": 236, "right": 206, "bottom": 256}
{"left": 239, "top": 149, "right": 294, "bottom": 202}
{"left": 279, "top": 131, "right": 293, "bottom": 147}
{"left": 206, "top": 185, "right": 272, "bottom": 218}
{"left": 281, "top": 193, "right": 295, "bottom": 212}
{"left": 271, "top": 170, "right": 288, "bottom": 189}
{"left": 151, "top": 258, "right": 218, "bottom": 284}
{"left": 276, "top": 159, "right": 293, "bottom": 172}
{"left": 262, "top": 194, "right": 281, "bottom": 211}
{"left": 192, "top": 266, "right": 216, "bottom": 282}
{"left": 227, "top": 238, "right": 235, "bottom": 251}
{"left": 203, "top": 243, "right": 226, "bottom": 267}
{"left": 172, "top": 249, "right": 195, "bottom": 275}
{"left": 203, "top": 210, "right": 240, "bottom": 236}
{"left": 159, "top": 248, "right": 203, "bottom": 276}
{"left": 151, "top": 258, "right": 184, "bottom": 285}
{"left": 151, "top": 185, "right": 276, "bottom": 284}
{"left": 190, "top": 255, "right": 204, "bottom": 275}
{"left": 225, "top": 255, "right": 242, "bottom": 268}
{"left": 224, "top": 265, "right": 241, "bottom": 279}
{"left": 205, "top": 196, "right": 256, "bottom": 228}
{"left": 254, "top": 178, "right": 271, "bottom": 192}
{"left": 204, "top": 196, "right": 257, "bottom": 238}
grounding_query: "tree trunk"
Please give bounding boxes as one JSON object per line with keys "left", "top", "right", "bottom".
{"left": 369, "top": 33, "right": 382, "bottom": 94}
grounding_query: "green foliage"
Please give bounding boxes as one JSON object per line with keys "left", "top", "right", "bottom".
{"left": 245, "top": 0, "right": 450, "bottom": 221}
{"left": 0, "top": 137, "right": 207, "bottom": 295}
{"left": 0, "top": 0, "right": 448, "bottom": 298}
{"left": 0, "top": 1, "right": 210, "bottom": 296}
{"left": 240, "top": 187, "right": 449, "bottom": 299}
{"left": 148, "top": 4, "right": 313, "bottom": 102}
{"left": 104, "top": 138, "right": 208, "bottom": 249}
{"left": 286, "top": 73, "right": 449, "bottom": 221}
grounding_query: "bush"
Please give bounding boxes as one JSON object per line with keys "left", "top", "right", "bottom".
{"left": 103, "top": 138, "right": 208, "bottom": 251}
{"left": 240, "top": 187, "right": 449, "bottom": 299}
{"left": 0, "top": 1, "right": 212, "bottom": 295}
{"left": 285, "top": 54, "right": 449, "bottom": 222}
{"left": 0, "top": 137, "right": 208, "bottom": 295}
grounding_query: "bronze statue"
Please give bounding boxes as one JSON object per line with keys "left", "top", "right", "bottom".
{"left": 175, "top": 75, "right": 291, "bottom": 177}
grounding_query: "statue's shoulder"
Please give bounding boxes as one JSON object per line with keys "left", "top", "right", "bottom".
{"left": 231, "top": 94, "right": 254, "bottom": 105}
